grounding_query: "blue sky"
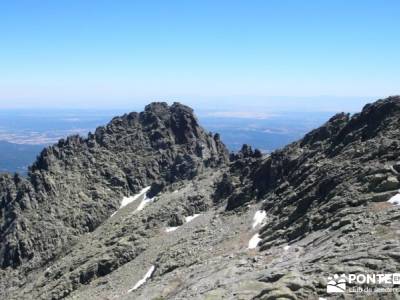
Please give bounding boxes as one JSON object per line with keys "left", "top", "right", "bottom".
{"left": 0, "top": 0, "right": 399, "bottom": 111}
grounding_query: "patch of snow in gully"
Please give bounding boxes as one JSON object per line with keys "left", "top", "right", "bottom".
{"left": 121, "top": 186, "right": 151, "bottom": 209}
{"left": 388, "top": 192, "right": 400, "bottom": 205}
{"left": 252, "top": 210, "right": 266, "bottom": 228}
{"left": 248, "top": 233, "right": 261, "bottom": 249}
{"left": 284, "top": 245, "right": 291, "bottom": 251}
{"left": 110, "top": 186, "right": 151, "bottom": 217}
{"left": 165, "top": 227, "right": 179, "bottom": 232}
{"left": 165, "top": 214, "right": 201, "bottom": 233}
{"left": 185, "top": 214, "right": 200, "bottom": 223}
{"left": 128, "top": 265, "right": 155, "bottom": 293}
{"left": 136, "top": 194, "right": 156, "bottom": 211}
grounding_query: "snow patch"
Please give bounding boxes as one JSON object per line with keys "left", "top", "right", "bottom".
{"left": 252, "top": 210, "right": 266, "bottom": 228}
{"left": 128, "top": 265, "right": 155, "bottom": 293}
{"left": 388, "top": 192, "right": 400, "bottom": 205}
{"left": 165, "top": 214, "right": 200, "bottom": 233}
{"left": 136, "top": 194, "right": 156, "bottom": 211}
{"left": 185, "top": 214, "right": 200, "bottom": 223}
{"left": 248, "top": 233, "right": 261, "bottom": 249}
{"left": 110, "top": 186, "right": 151, "bottom": 217}
{"left": 165, "top": 227, "right": 179, "bottom": 232}
{"left": 120, "top": 186, "right": 151, "bottom": 209}
{"left": 284, "top": 245, "right": 290, "bottom": 251}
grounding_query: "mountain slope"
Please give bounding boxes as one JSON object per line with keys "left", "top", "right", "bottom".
{"left": 1, "top": 97, "right": 400, "bottom": 300}
{"left": 0, "top": 102, "right": 228, "bottom": 271}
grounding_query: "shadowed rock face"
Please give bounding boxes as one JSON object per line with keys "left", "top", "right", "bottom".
{"left": 1, "top": 97, "right": 400, "bottom": 300}
{"left": 0, "top": 102, "right": 228, "bottom": 269}
{"left": 222, "top": 96, "right": 400, "bottom": 248}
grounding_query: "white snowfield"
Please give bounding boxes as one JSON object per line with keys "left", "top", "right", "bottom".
{"left": 185, "top": 214, "right": 200, "bottom": 223}
{"left": 120, "top": 186, "right": 151, "bottom": 209}
{"left": 284, "top": 245, "right": 291, "bottom": 251}
{"left": 110, "top": 186, "right": 151, "bottom": 217}
{"left": 136, "top": 194, "right": 156, "bottom": 211}
{"left": 248, "top": 233, "right": 261, "bottom": 249}
{"left": 165, "top": 214, "right": 201, "bottom": 233}
{"left": 252, "top": 210, "right": 266, "bottom": 228}
{"left": 128, "top": 265, "right": 155, "bottom": 293}
{"left": 165, "top": 227, "right": 179, "bottom": 232}
{"left": 388, "top": 192, "right": 400, "bottom": 205}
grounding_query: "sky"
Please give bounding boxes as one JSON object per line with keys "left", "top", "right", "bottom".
{"left": 0, "top": 0, "right": 399, "bottom": 111}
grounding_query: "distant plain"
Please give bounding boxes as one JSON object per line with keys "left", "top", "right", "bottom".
{"left": 0, "top": 108, "right": 334, "bottom": 174}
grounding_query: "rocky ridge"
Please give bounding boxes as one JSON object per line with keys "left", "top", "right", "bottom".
{"left": 0, "top": 102, "right": 228, "bottom": 271}
{"left": 1, "top": 97, "right": 400, "bottom": 300}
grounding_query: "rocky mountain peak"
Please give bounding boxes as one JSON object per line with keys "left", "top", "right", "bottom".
{"left": 1, "top": 97, "right": 400, "bottom": 300}
{"left": 0, "top": 102, "right": 228, "bottom": 269}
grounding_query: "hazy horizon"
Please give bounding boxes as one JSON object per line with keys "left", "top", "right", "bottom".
{"left": 0, "top": 107, "right": 335, "bottom": 173}
{"left": 0, "top": 95, "right": 384, "bottom": 114}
